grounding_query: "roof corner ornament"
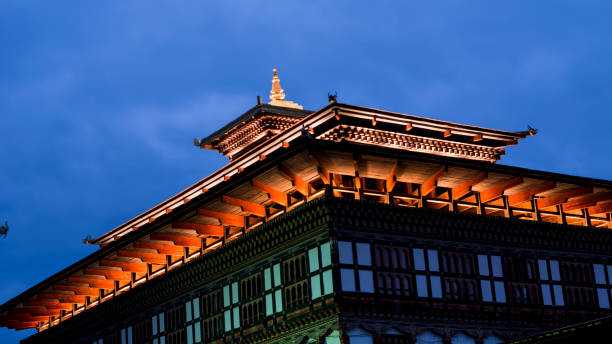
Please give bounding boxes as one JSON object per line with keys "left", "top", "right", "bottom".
{"left": 82, "top": 234, "right": 95, "bottom": 245}
{"left": 268, "top": 67, "right": 304, "bottom": 110}
{"left": 328, "top": 91, "right": 338, "bottom": 104}
{"left": 527, "top": 125, "right": 538, "bottom": 136}
{"left": 0, "top": 221, "right": 8, "bottom": 238}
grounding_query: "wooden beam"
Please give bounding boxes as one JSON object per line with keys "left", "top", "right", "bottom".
{"left": 479, "top": 176, "right": 523, "bottom": 203}
{"left": 83, "top": 268, "right": 132, "bottom": 281}
{"left": 197, "top": 209, "right": 244, "bottom": 227}
{"left": 506, "top": 181, "right": 557, "bottom": 206}
{"left": 451, "top": 172, "right": 488, "bottom": 200}
{"left": 172, "top": 222, "right": 225, "bottom": 236}
{"left": 222, "top": 195, "right": 266, "bottom": 217}
{"left": 420, "top": 166, "right": 446, "bottom": 197}
{"left": 563, "top": 191, "right": 612, "bottom": 212}
{"left": 251, "top": 179, "right": 288, "bottom": 206}
{"left": 134, "top": 241, "right": 185, "bottom": 255}
{"left": 149, "top": 232, "right": 202, "bottom": 248}
{"left": 587, "top": 201, "right": 612, "bottom": 215}
{"left": 537, "top": 187, "right": 592, "bottom": 208}
{"left": 53, "top": 285, "right": 100, "bottom": 297}
{"left": 100, "top": 259, "right": 148, "bottom": 273}
{"left": 23, "top": 300, "right": 73, "bottom": 311}
{"left": 68, "top": 276, "right": 115, "bottom": 289}
{"left": 386, "top": 160, "right": 398, "bottom": 192}
{"left": 116, "top": 249, "right": 169, "bottom": 265}
{"left": 278, "top": 164, "right": 310, "bottom": 196}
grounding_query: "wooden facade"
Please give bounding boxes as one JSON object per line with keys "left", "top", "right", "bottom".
{"left": 1, "top": 86, "right": 611, "bottom": 343}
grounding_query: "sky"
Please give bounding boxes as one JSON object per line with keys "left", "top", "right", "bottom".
{"left": 1, "top": 1, "right": 612, "bottom": 342}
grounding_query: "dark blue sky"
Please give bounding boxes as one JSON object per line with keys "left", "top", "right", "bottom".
{"left": 1, "top": 1, "right": 611, "bottom": 341}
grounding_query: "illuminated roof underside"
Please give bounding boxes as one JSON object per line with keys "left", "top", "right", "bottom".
{"left": 1, "top": 102, "right": 610, "bottom": 331}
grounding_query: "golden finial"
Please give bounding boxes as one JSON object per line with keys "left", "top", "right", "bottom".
{"left": 268, "top": 67, "right": 303, "bottom": 109}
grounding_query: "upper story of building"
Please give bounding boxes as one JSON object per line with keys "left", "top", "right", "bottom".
{"left": 1, "top": 68, "right": 611, "bottom": 335}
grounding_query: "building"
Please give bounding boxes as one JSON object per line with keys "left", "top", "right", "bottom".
{"left": 1, "top": 69, "right": 611, "bottom": 344}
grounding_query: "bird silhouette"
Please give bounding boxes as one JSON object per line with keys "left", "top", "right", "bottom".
{"left": 0, "top": 222, "right": 8, "bottom": 238}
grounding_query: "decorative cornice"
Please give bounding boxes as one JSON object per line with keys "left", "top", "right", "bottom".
{"left": 318, "top": 125, "right": 503, "bottom": 162}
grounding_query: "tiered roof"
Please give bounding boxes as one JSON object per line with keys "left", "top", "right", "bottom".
{"left": 1, "top": 71, "right": 611, "bottom": 332}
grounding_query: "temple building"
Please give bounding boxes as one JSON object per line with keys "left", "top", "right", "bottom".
{"left": 1, "top": 69, "right": 612, "bottom": 344}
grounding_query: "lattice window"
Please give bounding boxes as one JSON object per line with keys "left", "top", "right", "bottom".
{"left": 477, "top": 255, "right": 506, "bottom": 303}
{"left": 374, "top": 245, "right": 413, "bottom": 297}
{"left": 152, "top": 311, "right": 166, "bottom": 344}
{"left": 184, "top": 297, "right": 201, "bottom": 344}
{"left": 120, "top": 326, "right": 133, "bottom": 344}
{"left": 202, "top": 289, "right": 223, "bottom": 342}
{"left": 264, "top": 263, "right": 283, "bottom": 316}
{"left": 538, "top": 259, "right": 564, "bottom": 306}
{"left": 593, "top": 263, "right": 612, "bottom": 309}
{"left": 164, "top": 304, "right": 185, "bottom": 344}
{"left": 413, "top": 248, "right": 442, "bottom": 298}
{"left": 240, "top": 272, "right": 263, "bottom": 326}
{"left": 222, "top": 282, "right": 240, "bottom": 332}
{"left": 283, "top": 253, "right": 309, "bottom": 310}
{"left": 339, "top": 241, "right": 374, "bottom": 293}
{"left": 309, "top": 241, "right": 334, "bottom": 299}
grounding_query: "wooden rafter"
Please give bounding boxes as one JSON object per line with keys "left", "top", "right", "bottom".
{"left": 83, "top": 268, "right": 132, "bottom": 281}
{"left": 52, "top": 285, "right": 100, "bottom": 297}
{"left": 479, "top": 176, "right": 523, "bottom": 203}
{"left": 149, "top": 232, "right": 202, "bottom": 248}
{"left": 99, "top": 259, "right": 148, "bottom": 273}
{"left": 421, "top": 166, "right": 446, "bottom": 197}
{"left": 221, "top": 195, "right": 266, "bottom": 217}
{"left": 563, "top": 191, "right": 612, "bottom": 212}
{"left": 278, "top": 164, "right": 310, "bottom": 196}
{"left": 172, "top": 222, "right": 225, "bottom": 236}
{"left": 537, "top": 187, "right": 592, "bottom": 209}
{"left": 133, "top": 241, "right": 185, "bottom": 255}
{"left": 116, "top": 249, "right": 168, "bottom": 265}
{"left": 197, "top": 208, "right": 244, "bottom": 227}
{"left": 251, "top": 179, "right": 288, "bottom": 206}
{"left": 386, "top": 160, "right": 398, "bottom": 192}
{"left": 67, "top": 276, "right": 115, "bottom": 289}
{"left": 588, "top": 201, "right": 612, "bottom": 215}
{"left": 451, "top": 172, "right": 488, "bottom": 200}
{"left": 506, "top": 181, "right": 558, "bottom": 206}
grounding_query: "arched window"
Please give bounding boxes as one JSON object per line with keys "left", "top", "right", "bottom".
{"left": 416, "top": 331, "right": 443, "bottom": 344}
{"left": 347, "top": 328, "right": 373, "bottom": 344}
{"left": 451, "top": 333, "right": 475, "bottom": 344}
{"left": 483, "top": 335, "right": 503, "bottom": 344}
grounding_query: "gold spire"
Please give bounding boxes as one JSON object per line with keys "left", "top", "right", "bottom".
{"left": 268, "top": 67, "right": 303, "bottom": 109}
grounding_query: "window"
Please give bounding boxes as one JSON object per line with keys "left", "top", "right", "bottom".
{"left": 264, "top": 263, "right": 283, "bottom": 316}
{"left": 347, "top": 328, "right": 374, "bottom": 344}
{"left": 222, "top": 282, "right": 240, "bottom": 332}
{"left": 477, "top": 255, "right": 506, "bottom": 303}
{"left": 483, "top": 336, "right": 503, "bottom": 344}
{"left": 185, "top": 297, "right": 202, "bottom": 344}
{"left": 451, "top": 333, "right": 476, "bottom": 344}
{"left": 594, "top": 264, "right": 612, "bottom": 309}
{"left": 416, "top": 331, "right": 443, "bottom": 344}
{"left": 152, "top": 311, "right": 166, "bottom": 344}
{"left": 325, "top": 330, "right": 342, "bottom": 344}
{"left": 309, "top": 242, "right": 334, "bottom": 299}
{"left": 120, "top": 326, "right": 133, "bottom": 344}
{"left": 538, "top": 259, "right": 564, "bottom": 306}
{"left": 413, "top": 248, "right": 442, "bottom": 298}
{"left": 339, "top": 241, "right": 374, "bottom": 293}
